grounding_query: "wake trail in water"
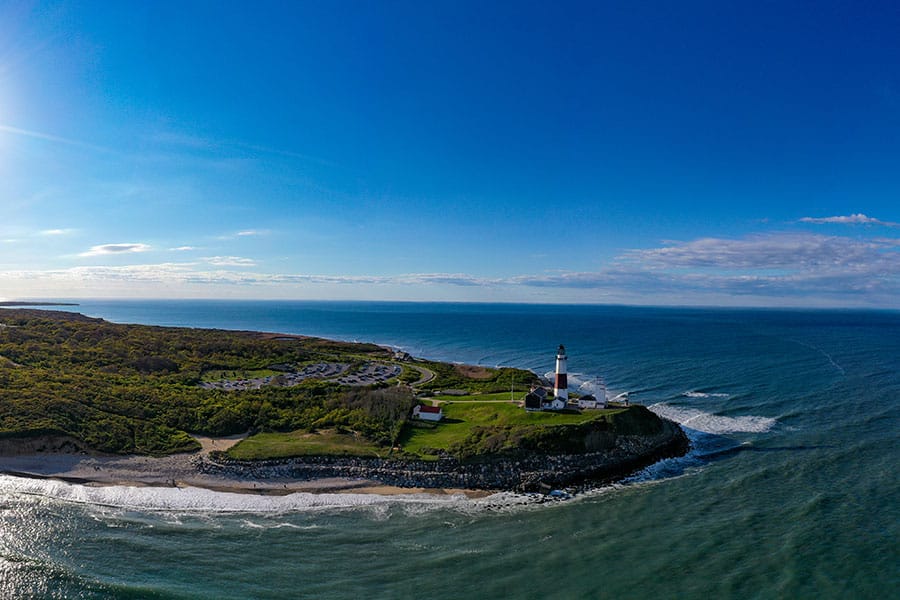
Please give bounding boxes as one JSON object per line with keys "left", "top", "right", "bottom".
{"left": 682, "top": 391, "right": 730, "bottom": 399}
{"left": 789, "top": 339, "right": 846, "bottom": 376}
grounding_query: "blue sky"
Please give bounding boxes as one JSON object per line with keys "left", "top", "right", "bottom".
{"left": 1, "top": 1, "right": 898, "bottom": 306}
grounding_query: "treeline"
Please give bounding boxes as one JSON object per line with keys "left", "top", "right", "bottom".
{"left": 0, "top": 310, "right": 410, "bottom": 455}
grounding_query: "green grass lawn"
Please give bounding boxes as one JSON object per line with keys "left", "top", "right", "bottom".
{"left": 226, "top": 429, "right": 387, "bottom": 460}
{"left": 430, "top": 391, "right": 525, "bottom": 403}
{"left": 399, "top": 401, "right": 626, "bottom": 459}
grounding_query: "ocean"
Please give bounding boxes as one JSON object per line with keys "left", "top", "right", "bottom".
{"left": 1, "top": 301, "right": 897, "bottom": 599}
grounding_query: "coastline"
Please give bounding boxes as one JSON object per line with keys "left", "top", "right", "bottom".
{"left": 0, "top": 451, "right": 494, "bottom": 499}
{"left": 0, "top": 307, "right": 690, "bottom": 499}
{"left": 0, "top": 434, "right": 494, "bottom": 498}
{"left": 200, "top": 417, "right": 689, "bottom": 493}
{"left": 0, "top": 419, "right": 688, "bottom": 498}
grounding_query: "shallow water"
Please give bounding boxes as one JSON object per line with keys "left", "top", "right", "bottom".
{"left": 1, "top": 302, "right": 897, "bottom": 598}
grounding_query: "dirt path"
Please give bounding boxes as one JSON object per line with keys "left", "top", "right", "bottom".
{"left": 190, "top": 433, "right": 249, "bottom": 455}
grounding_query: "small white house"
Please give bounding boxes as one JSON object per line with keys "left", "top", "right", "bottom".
{"left": 546, "top": 397, "right": 566, "bottom": 410}
{"left": 577, "top": 394, "right": 606, "bottom": 409}
{"left": 579, "top": 378, "right": 609, "bottom": 409}
{"left": 412, "top": 404, "right": 443, "bottom": 422}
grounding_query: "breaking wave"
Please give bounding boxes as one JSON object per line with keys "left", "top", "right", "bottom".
{"left": 624, "top": 406, "right": 768, "bottom": 485}
{"left": 542, "top": 372, "right": 609, "bottom": 399}
{"left": 620, "top": 426, "right": 745, "bottom": 485}
{"left": 0, "top": 475, "right": 544, "bottom": 515}
{"left": 648, "top": 403, "right": 777, "bottom": 434}
{"left": 0, "top": 402, "right": 776, "bottom": 514}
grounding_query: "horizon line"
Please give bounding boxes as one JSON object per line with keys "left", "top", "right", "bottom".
{"left": 4, "top": 297, "right": 899, "bottom": 313}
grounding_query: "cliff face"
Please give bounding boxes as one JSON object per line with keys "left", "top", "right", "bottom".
{"left": 0, "top": 433, "right": 92, "bottom": 456}
{"left": 199, "top": 418, "right": 689, "bottom": 492}
{"left": 446, "top": 404, "right": 668, "bottom": 459}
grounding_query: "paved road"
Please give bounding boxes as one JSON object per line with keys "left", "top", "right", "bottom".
{"left": 408, "top": 364, "right": 436, "bottom": 387}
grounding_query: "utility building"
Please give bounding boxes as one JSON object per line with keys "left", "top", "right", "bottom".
{"left": 412, "top": 404, "right": 443, "bottom": 422}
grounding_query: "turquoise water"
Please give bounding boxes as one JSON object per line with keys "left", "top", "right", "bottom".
{"left": 1, "top": 302, "right": 898, "bottom": 598}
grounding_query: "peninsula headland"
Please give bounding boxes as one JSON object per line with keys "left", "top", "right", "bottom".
{"left": 0, "top": 308, "right": 688, "bottom": 494}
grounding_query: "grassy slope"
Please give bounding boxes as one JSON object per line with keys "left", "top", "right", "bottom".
{"left": 399, "top": 402, "right": 630, "bottom": 459}
{"left": 415, "top": 360, "right": 540, "bottom": 393}
{"left": 226, "top": 430, "right": 385, "bottom": 460}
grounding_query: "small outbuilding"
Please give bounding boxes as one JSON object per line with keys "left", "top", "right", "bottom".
{"left": 546, "top": 397, "right": 566, "bottom": 411}
{"left": 524, "top": 384, "right": 568, "bottom": 411}
{"left": 524, "top": 391, "right": 544, "bottom": 411}
{"left": 578, "top": 394, "right": 606, "bottom": 409}
{"left": 524, "top": 386, "right": 550, "bottom": 411}
{"left": 412, "top": 404, "right": 443, "bottom": 422}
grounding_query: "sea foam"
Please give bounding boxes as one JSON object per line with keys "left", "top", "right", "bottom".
{"left": 0, "top": 401, "right": 774, "bottom": 514}
{"left": 622, "top": 411, "right": 758, "bottom": 485}
{"left": 648, "top": 403, "right": 777, "bottom": 434}
{"left": 0, "top": 475, "right": 543, "bottom": 514}
{"left": 543, "top": 372, "right": 608, "bottom": 397}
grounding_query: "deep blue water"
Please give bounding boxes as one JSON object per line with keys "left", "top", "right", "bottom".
{"left": 1, "top": 301, "right": 898, "bottom": 598}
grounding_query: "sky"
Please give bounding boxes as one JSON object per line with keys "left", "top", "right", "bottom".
{"left": 1, "top": 0, "right": 899, "bottom": 307}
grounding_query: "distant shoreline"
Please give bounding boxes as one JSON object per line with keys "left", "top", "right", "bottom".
{"left": 0, "top": 301, "right": 80, "bottom": 307}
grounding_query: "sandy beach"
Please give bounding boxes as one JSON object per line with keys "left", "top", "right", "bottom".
{"left": 0, "top": 434, "right": 491, "bottom": 498}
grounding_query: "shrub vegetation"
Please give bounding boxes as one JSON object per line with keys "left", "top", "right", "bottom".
{"left": 0, "top": 310, "right": 410, "bottom": 454}
{"left": 0, "top": 309, "right": 537, "bottom": 457}
{"left": 0, "top": 310, "right": 660, "bottom": 461}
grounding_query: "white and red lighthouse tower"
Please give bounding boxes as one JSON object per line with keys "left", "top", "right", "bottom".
{"left": 553, "top": 344, "right": 568, "bottom": 404}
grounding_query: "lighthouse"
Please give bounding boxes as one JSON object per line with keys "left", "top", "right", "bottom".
{"left": 553, "top": 344, "right": 568, "bottom": 405}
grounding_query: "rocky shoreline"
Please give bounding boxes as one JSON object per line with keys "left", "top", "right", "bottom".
{"left": 198, "top": 418, "right": 689, "bottom": 492}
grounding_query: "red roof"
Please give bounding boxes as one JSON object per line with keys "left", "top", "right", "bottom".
{"left": 418, "top": 404, "right": 442, "bottom": 413}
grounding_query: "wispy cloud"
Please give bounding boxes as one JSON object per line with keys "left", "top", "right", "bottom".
{"left": 622, "top": 233, "right": 884, "bottom": 270}
{"left": 149, "top": 131, "right": 212, "bottom": 149}
{"left": 146, "top": 128, "right": 337, "bottom": 167}
{"left": 0, "top": 124, "right": 111, "bottom": 153}
{"left": 170, "top": 246, "right": 196, "bottom": 252}
{"left": 6, "top": 232, "right": 899, "bottom": 307}
{"left": 606, "top": 232, "right": 900, "bottom": 300}
{"left": 216, "top": 229, "right": 270, "bottom": 240}
{"left": 39, "top": 228, "right": 74, "bottom": 236}
{"left": 203, "top": 256, "right": 257, "bottom": 267}
{"left": 0, "top": 263, "right": 196, "bottom": 284}
{"left": 799, "top": 213, "right": 899, "bottom": 227}
{"left": 79, "top": 243, "right": 151, "bottom": 257}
